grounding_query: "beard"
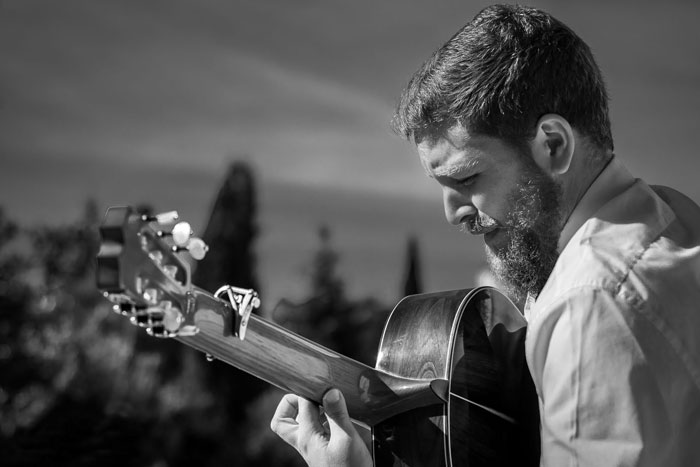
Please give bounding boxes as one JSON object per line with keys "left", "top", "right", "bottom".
{"left": 482, "top": 162, "right": 564, "bottom": 305}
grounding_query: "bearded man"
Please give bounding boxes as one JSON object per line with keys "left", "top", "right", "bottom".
{"left": 270, "top": 5, "right": 700, "bottom": 466}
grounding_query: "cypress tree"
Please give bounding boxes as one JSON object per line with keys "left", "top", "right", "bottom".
{"left": 186, "top": 161, "right": 266, "bottom": 463}
{"left": 193, "top": 161, "right": 259, "bottom": 294}
{"left": 402, "top": 235, "right": 423, "bottom": 297}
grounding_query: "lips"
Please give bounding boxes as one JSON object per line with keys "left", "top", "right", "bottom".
{"left": 484, "top": 228, "right": 509, "bottom": 251}
{"left": 480, "top": 224, "right": 499, "bottom": 236}
{"left": 465, "top": 220, "right": 499, "bottom": 236}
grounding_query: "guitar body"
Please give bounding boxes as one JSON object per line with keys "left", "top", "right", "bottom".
{"left": 372, "top": 288, "right": 540, "bottom": 467}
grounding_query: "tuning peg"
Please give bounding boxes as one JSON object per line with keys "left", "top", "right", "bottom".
{"left": 188, "top": 238, "right": 208, "bottom": 260}
{"left": 112, "top": 303, "right": 145, "bottom": 316}
{"left": 144, "top": 301, "right": 186, "bottom": 338}
{"left": 131, "top": 308, "right": 153, "bottom": 327}
{"left": 112, "top": 303, "right": 128, "bottom": 315}
{"left": 143, "top": 287, "right": 160, "bottom": 305}
{"left": 157, "top": 221, "right": 193, "bottom": 246}
{"left": 142, "top": 210, "right": 179, "bottom": 224}
{"left": 160, "top": 301, "right": 183, "bottom": 332}
{"left": 172, "top": 237, "right": 208, "bottom": 260}
{"left": 131, "top": 303, "right": 168, "bottom": 329}
{"left": 171, "top": 221, "right": 193, "bottom": 246}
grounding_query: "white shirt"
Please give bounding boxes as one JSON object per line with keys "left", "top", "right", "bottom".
{"left": 525, "top": 158, "right": 700, "bottom": 466}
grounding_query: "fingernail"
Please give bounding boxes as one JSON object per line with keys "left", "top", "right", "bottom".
{"left": 324, "top": 389, "right": 340, "bottom": 404}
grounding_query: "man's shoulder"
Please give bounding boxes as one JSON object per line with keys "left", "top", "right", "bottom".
{"left": 528, "top": 180, "right": 700, "bottom": 394}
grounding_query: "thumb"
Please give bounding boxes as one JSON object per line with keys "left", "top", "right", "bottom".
{"left": 322, "top": 389, "right": 354, "bottom": 435}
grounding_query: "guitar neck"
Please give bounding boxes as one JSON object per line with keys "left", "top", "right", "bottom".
{"left": 175, "top": 287, "right": 446, "bottom": 427}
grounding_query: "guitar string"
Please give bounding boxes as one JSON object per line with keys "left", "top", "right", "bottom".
{"left": 449, "top": 392, "right": 516, "bottom": 424}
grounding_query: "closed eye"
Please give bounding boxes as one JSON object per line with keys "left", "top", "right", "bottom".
{"left": 456, "top": 173, "right": 478, "bottom": 187}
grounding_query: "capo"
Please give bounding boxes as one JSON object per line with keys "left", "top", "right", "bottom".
{"left": 214, "top": 285, "right": 261, "bottom": 340}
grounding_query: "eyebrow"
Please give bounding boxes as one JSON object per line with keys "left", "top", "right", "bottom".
{"left": 423, "top": 156, "right": 483, "bottom": 179}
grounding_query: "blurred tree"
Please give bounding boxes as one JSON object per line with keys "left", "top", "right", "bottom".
{"left": 273, "top": 225, "right": 346, "bottom": 351}
{"left": 402, "top": 235, "right": 423, "bottom": 297}
{"left": 0, "top": 207, "right": 35, "bottom": 439}
{"left": 0, "top": 201, "right": 153, "bottom": 465}
{"left": 310, "top": 225, "right": 344, "bottom": 306}
{"left": 194, "top": 161, "right": 259, "bottom": 293}
{"left": 258, "top": 225, "right": 392, "bottom": 466}
{"left": 0, "top": 201, "right": 215, "bottom": 466}
{"left": 184, "top": 161, "right": 269, "bottom": 465}
{"left": 274, "top": 226, "right": 389, "bottom": 366}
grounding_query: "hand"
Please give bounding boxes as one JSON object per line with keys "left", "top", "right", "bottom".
{"left": 270, "top": 388, "right": 373, "bottom": 467}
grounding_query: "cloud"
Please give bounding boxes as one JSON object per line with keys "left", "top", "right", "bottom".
{"left": 1, "top": 0, "right": 427, "bottom": 199}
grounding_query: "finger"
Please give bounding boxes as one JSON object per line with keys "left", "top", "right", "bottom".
{"left": 293, "top": 397, "right": 329, "bottom": 457}
{"left": 271, "top": 394, "right": 301, "bottom": 445}
{"left": 272, "top": 393, "right": 300, "bottom": 422}
{"left": 322, "top": 389, "right": 355, "bottom": 436}
{"left": 319, "top": 409, "right": 330, "bottom": 433}
{"left": 297, "top": 397, "right": 325, "bottom": 436}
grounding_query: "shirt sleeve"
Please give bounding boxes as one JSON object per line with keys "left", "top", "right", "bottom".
{"left": 527, "top": 286, "right": 665, "bottom": 467}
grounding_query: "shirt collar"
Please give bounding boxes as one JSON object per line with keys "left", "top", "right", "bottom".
{"left": 524, "top": 292, "right": 537, "bottom": 322}
{"left": 557, "top": 157, "right": 637, "bottom": 253}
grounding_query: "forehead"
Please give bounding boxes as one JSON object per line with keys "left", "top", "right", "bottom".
{"left": 416, "top": 126, "right": 519, "bottom": 177}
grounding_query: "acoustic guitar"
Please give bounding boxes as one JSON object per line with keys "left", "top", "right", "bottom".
{"left": 96, "top": 206, "right": 540, "bottom": 466}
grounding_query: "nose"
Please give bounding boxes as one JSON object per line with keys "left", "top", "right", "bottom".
{"left": 442, "top": 186, "right": 476, "bottom": 225}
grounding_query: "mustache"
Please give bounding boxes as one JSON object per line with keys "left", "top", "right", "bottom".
{"left": 460, "top": 215, "right": 499, "bottom": 235}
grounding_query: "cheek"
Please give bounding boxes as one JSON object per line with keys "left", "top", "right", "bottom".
{"left": 470, "top": 191, "right": 509, "bottom": 224}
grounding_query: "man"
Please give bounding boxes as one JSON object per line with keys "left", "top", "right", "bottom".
{"left": 270, "top": 4, "right": 700, "bottom": 466}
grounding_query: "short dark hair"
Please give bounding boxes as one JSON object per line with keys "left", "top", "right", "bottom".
{"left": 392, "top": 4, "right": 613, "bottom": 152}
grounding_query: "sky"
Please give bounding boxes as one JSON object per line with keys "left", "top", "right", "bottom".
{"left": 1, "top": 0, "right": 699, "bottom": 309}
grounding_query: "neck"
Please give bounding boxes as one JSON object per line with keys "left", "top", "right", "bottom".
{"left": 558, "top": 151, "right": 612, "bottom": 228}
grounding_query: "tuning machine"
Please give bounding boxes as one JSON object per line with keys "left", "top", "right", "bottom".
{"left": 112, "top": 302, "right": 145, "bottom": 317}
{"left": 142, "top": 210, "right": 179, "bottom": 225}
{"left": 104, "top": 293, "right": 140, "bottom": 316}
{"left": 156, "top": 221, "right": 193, "bottom": 246}
{"left": 146, "top": 212, "right": 208, "bottom": 261}
{"left": 128, "top": 299, "right": 199, "bottom": 338}
{"left": 155, "top": 219, "right": 208, "bottom": 261}
{"left": 172, "top": 237, "right": 209, "bottom": 260}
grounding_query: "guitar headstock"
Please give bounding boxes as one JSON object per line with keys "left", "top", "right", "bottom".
{"left": 96, "top": 206, "right": 205, "bottom": 338}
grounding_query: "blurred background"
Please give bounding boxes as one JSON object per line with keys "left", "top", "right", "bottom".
{"left": 1, "top": 0, "right": 698, "bottom": 465}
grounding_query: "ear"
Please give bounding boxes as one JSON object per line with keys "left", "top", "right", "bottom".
{"left": 529, "top": 114, "right": 575, "bottom": 175}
